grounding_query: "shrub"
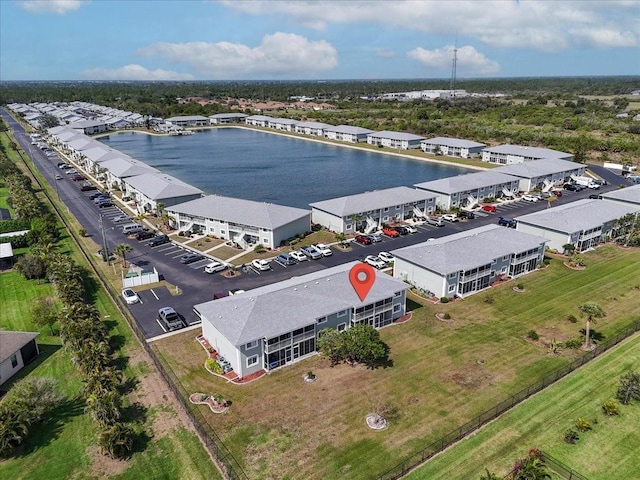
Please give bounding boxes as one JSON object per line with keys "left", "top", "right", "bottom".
{"left": 516, "top": 283, "right": 524, "bottom": 290}
{"left": 78, "top": 228, "right": 87, "bottom": 237}
{"left": 562, "top": 338, "right": 582, "bottom": 349}
{"left": 253, "top": 244, "right": 266, "bottom": 253}
{"left": 567, "top": 314, "right": 578, "bottom": 323}
{"left": 205, "top": 358, "right": 223, "bottom": 374}
{"left": 575, "top": 418, "right": 592, "bottom": 432}
{"left": 564, "top": 428, "right": 580, "bottom": 444}
{"left": 443, "top": 313, "right": 451, "bottom": 320}
{"left": 601, "top": 400, "right": 620, "bottom": 416}
{"left": 440, "top": 297, "right": 449, "bottom": 303}
{"left": 484, "top": 295, "right": 494, "bottom": 304}
{"left": 311, "top": 223, "right": 322, "bottom": 232}
{"left": 306, "top": 371, "right": 316, "bottom": 380}
{"left": 616, "top": 371, "right": 640, "bottom": 405}
{"left": 527, "top": 330, "right": 540, "bottom": 341}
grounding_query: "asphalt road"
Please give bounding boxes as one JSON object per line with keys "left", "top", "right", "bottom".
{"left": 3, "top": 109, "right": 633, "bottom": 340}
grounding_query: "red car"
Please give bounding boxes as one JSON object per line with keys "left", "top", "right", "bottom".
{"left": 481, "top": 204, "right": 497, "bottom": 213}
{"left": 382, "top": 227, "right": 400, "bottom": 237}
{"left": 552, "top": 189, "right": 563, "bottom": 197}
{"left": 354, "top": 235, "right": 372, "bottom": 245}
{"left": 72, "top": 174, "right": 85, "bottom": 182}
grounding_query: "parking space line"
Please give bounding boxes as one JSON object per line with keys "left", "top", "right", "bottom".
{"left": 150, "top": 289, "right": 159, "bottom": 300}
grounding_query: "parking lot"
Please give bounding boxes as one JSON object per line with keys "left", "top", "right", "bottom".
{"left": 3, "top": 110, "right": 628, "bottom": 341}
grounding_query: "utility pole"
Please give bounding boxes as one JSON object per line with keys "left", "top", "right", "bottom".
{"left": 450, "top": 41, "right": 458, "bottom": 101}
{"left": 99, "top": 214, "right": 111, "bottom": 266}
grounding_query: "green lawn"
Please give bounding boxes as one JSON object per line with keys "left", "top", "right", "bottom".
{"left": 0, "top": 186, "right": 13, "bottom": 213}
{"left": 152, "top": 245, "right": 640, "bottom": 480}
{"left": 406, "top": 333, "right": 640, "bottom": 480}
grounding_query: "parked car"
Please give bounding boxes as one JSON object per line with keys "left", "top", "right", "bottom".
{"left": 89, "top": 192, "right": 106, "bottom": 199}
{"left": 72, "top": 174, "right": 85, "bottom": 182}
{"left": 521, "top": 194, "right": 539, "bottom": 202}
{"left": 251, "top": 258, "right": 272, "bottom": 271}
{"left": 364, "top": 255, "right": 387, "bottom": 269}
{"left": 275, "top": 253, "right": 297, "bottom": 266}
{"left": 148, "top": 235, "right": 170, "bottom": 247}
{"left": 313, "top": 243, "right": 333, "bottom": 256}
{"left": 65, "top": 169, "right": 77, "bottom": 175}
{"left": 204, "top": 261, "right": 228, "bottom": 273}
{"left": 54, "top": 174, "right": 63, "bottom": 180}
{"left": 180, "top": 253, "right": 204, "bottom": 264}
{"left": 404, "top": 225, "right": 418, "bottom": 233}
{"left": 354, "top": 234, "right": 372, "bottom": 245}
{"left": 367, "top": 233, "right": 383, "bottom": 243}
{"left": 289, "top": 250, "right": 308, "bottom": 262}
{"left": 121, "top": 288, "right": 140, "bottom": 305}
{"left": 588, "top": 194, "right": 601, "bottom": 200}
{"left": 94, "top": 195, "right": 111, "bottom": 204}
{"left": 135, "top": 230, "right": 154, "bottom": 241}
{"left": 394, "top": 226, "right": 410, "bottom": 235}
{"left": 498, "top": 217, "right": 517, "bottom": 228}
{"left": 564, "top": 183, "right": 584, "bottom": 192}
{"left": 97, "top": 200, "right": 113, "bottom": 208}
{"left": 441, "top": 213, "right": 459, "bottom": 222}
{"left": 481, "top": 204, "right": 497, "bottom": 212}
{"left": 377, "top": 251, "right": 395, "bottom": 263}
{"left": 382, "top": 227, "right": 399, "bottom": 237}
{"left": 112, "top": 214, "right": 132, "bottom": 223}
{"left": 459, "top": 210, "right": 475, "bottom": 219}
{"left": 301, "top": 245, "right": 322, "bottom": 260}
{"left": 551, "top": 189, "right": 563, "bottom": 197}
{"left": 587, "top": 182, "right": 600, "bottom": 189}
{"left": 592, "top": 179, "right": 606, "bottom": 186}
{"left": 80, "top": 183, "right": 97, "bottom": 191}
{"left": 157, "top": 307, "right": 184, "bottom": 331}
{"left": 425, "top": 216, "right": 444, "bottom": 227}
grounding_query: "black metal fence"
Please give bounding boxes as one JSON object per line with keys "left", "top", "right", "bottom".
{"left": 504, "top": 450, "right": 589, "bottom": 480}
{"left": 377, "top": 320, "right": 640, "bottom": 480}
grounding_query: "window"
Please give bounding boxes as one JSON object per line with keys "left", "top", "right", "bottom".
{"left": 245, "top": 340, "right": 258, "bottom": 350}
{"left": 501, "top": 266, "right": 507, "bottom": 274}
{"left": 11, "top": 354, "right": 18, "bottom": 368}
{"left": 337, "top": 310, "right": 347, "bottom": 318}
{"left": 383, "top": 216, "right": 389, "bottom": 222}
{"left": 448, "top": 285, "right": 456, "bottom": 293}
{"left": 448, "top": 272, "right": 457, "bottom": 278}
{"left": 393, "top": 291, "right": 402, "bottom": 298}
{"left": 263, "top": 238, "right": 268, "bottom": 243}
{"left": 346, "top": 224, "right": 352, "bottom": 231}
{"left": 247, "top": 355, "right": 258, "bottom": 367}
{"left": 384, "top": 207, "right": 389, "bottom": 212}
{"left": 317, "top": 316, "right": 327, "bottom": 324}
{"left": 337, "top": 323, "right": 347, "bottom": 332}
{"left": 393, "top": 304, "right": 401, "bottom": 313}
{"left": 396, "top": 205, "right": 401, "bottom": 210}
{"left": 221, "top": 230, "right": 226, "bottom": 235}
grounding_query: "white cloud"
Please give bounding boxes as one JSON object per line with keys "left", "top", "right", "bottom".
{"left": 407, "top": 45, "right": 499, "bottom": 75}
{"left": 81, "top": 64, "right": 194, "bottom": 81}
{"left": 220, "top": 0, "right": 639, "bottom": 51}
{"left": 137, "top": 32, "right": 338, "bottom": 78}
{"left": 18, "top": 0, "right": 87, "bottom": 14}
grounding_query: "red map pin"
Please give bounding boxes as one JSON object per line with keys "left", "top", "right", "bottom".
{"left": 349, "top": 263, "right": 376, "bottom": 302}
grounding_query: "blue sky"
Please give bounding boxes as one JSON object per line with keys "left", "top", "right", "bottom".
{"left": 1, "top": 0, "right": 639, "bottom": 81}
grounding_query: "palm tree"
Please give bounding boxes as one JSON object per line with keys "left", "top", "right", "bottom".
{"left": 546, "top": 194, "right": 557, "bottom": 209}
{"left": 578, "top": 302, "right": 606, "bottom": 349}
{"left": 98, "top": 422, "right": 134, "bottom": 459}
{"left": 85, "top": 390, "right": 122, "bottom": 427}
{"left": 113, "top": 243, "right": 133, "bottom": 268}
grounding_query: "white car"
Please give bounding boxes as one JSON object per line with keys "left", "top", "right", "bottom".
{"left": 289, "top": 250, "right": 307, "bottom": 262}
{"left": 404, "top": 225, "right": 418, "bottom": 234}
{"left": 121, "top": 288, "right": 140, "bottom": 305}
{"left": 377, "top": 251, "right": 395, "bottom": 263}
{"left": 522, "top": 194, "right": 539, "bottom": 202}
{"left": 364, "top": 255, "right": 387, "bottom": 270}
{"left": 441, "top": 214, "right": 459, "bottom": 222}
{"left": 251, "top": 259, "right": 271, "bottom": 271}
{"left": 587, "top": 182, "right": 600, "bottom": 189}
{"left": 204, "top": 261, "right": 227, "bottom": 273}
{"left": 314, "top": 243, "right": 333, "bottom": 257}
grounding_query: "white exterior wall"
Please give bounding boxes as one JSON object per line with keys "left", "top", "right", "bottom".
{"left": 0, "top": 352, "right": 26, "bottom": 386}
{"left": 312, "top": 209, "right": 345, "bottom": 233}
{"left": 393, "top": 258, "right": 447, "bottom": 298}
{"left": 201, "top": 321, "right": 247, "bottom": 377}
{"left": 516, "top": 223, "right": 573, "bottom": 252}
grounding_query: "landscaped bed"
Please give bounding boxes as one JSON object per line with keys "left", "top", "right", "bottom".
{"left": 150, "top": 245, "right": 640, "bottom": 480}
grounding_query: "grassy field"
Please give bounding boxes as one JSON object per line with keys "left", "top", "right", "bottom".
{"left": 406, "top": 332, "right": 640, "bottom": 480}
{"left": 152, "top": 244, "right": 640, "bottom": 480}
{"left": 0, "top": 132, "right": 223, "bottom": 480}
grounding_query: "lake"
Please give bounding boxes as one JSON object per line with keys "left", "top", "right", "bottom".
{"left": 99, "top": 128, "right": 470, "bottom": 209}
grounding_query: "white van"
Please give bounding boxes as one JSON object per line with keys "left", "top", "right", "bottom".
{"left": 121, "top": 223, "right": 145, "bottom": 235}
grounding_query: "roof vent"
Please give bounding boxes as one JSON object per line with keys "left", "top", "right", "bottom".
{"left": 293, "top": 287, "right": 297, "bottom": 291}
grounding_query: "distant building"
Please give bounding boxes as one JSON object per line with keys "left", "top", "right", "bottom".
{"left": 295, "top": 121, "right": 332, "bottom": 136}
{"left": 421, "top": 137, "right": 486, "bottom": 158}
{"left": 268, "top": 118, "right": 299, "bottom": 132}
{"left": 165, "top": 115, "right": 211, "bottom": 127}
{"left": 209, "top": 113, "right": 248, "bottom": 124}
{"left": 482, "top": 144, "right": 573, "bottom": 165}
{"left": 515, "top": 199, "right": 640, "bottom": 252}
{"left": 123, "top": 173, "right": 203, "bottom": 213}
{"left": 392, "top": 225, "right": 548, "bottom": 299}
{"left": 166, "top": 195, "right": 311, "bottom": 249}
{"left": 0, "top": 331, "right": 39, "bottom": 386}
{"left": 324, "top": 125, "right": 374, "bottom": 143}
{"left": 310, "top": 186, "right": 437, "bottom": 234}
{"left": 367, "top": 131, "right": 425, "bottom": 150}
{"left": 245, "top": 115, "right": 273, "bottom": 127}
{"left": 494, "top": 159, "right": 586, "bottom": 192}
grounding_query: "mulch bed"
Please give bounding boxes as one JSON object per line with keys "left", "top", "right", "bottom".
{"left": 563, "top": 261, "right": 586, "bottom": 270}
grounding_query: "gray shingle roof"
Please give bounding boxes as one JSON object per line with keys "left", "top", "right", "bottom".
{"left": 246, "top": 115, "right": 273, "bottom": 121}
{"left": 210, "top": 113, "right": 248, "bottom": 119}
{"left": 368, "top": 131, "right": 425, "bottom": 141}
{"left": 484, "top": 144, "right": 572, "bottom": 159}
{"left": 101, "top": 158, "right": 158, "bottom": 178}
{"left": 167, "top": 195, "right": 310, "bottom": 230}
{"left": 125, "top": 173, "right": 203, "bottom": 200}
{"left": 165, "top": 115, "right": 210, "bottom": 121}
{"left": 296, "top": 121, "right": 332, "bottom": 129}
{"left": 270, "top": 118, "right": 299, "bottom": 125}
{"left": 414, "top": 170, "right": 519, "bottom": 194}
{"left": 324, "top": 125, "right": 374, "bottom": 135}
{"left": 194, "top": 261, "right": 408, "bottom": 345}
{"left": 309, "top": 186, "right": 436, "bottom": 217}
{"left": 0, "top": 331, "right": 38, "bottom": 363}
{"left": 601, "top": 184, "right": 640, "bottom": 206}
{"left": 494, "top": 158, "right": 583, "bottom": 178}
{"left": 392, "top": 225, "right": 548, "bottom": 275}
{"left": 421, "top": 137, "right": 486, "bottom": 148}
{"left": 515, "top": 199, "right": 640, "bottom": 233}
